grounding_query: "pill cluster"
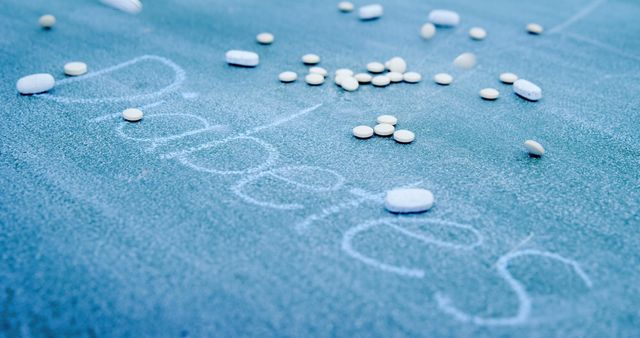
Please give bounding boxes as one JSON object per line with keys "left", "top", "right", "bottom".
{"left": 336, "top": 2, "right": 384, "bottom": 20}
{"left": 353, "top": 115, "right": 415, "bottom": 144}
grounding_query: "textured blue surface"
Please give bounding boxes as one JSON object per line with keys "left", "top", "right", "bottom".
{"left": 1, "top": 0, "right": 640, "bottom": 337}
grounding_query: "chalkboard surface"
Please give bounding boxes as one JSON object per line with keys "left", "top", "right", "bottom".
{"left": 1, "top": 0, "right": 639, "bottom": 337}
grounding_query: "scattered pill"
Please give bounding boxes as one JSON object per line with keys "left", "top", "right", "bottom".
{"left": 374, "top": 123, "right": 395, "bottom": 136}
{"left": 16, "top": 73, "right": 55, "bottom": 95}
{"left": 513, "top": 79, "right": 542, "bottom": 101}
{"left": 353, "top": 125, "right": 374, "bottom": 139}
{"left": 309, "top": 67, "right": 327, "bottom": 77}
{"left": 428, "top": 9, "right": 460, "bottom": 27}
{"left": 403, "top": 72, "right": 422, "bottom": 83}
{"left": 302, "top": 54, "right": 320, "bottom": 65}
{"left": 64, "top": 62, "right": 87, "bottom": 76}
{"left": 420, "top": 22, "right": 436, "bottom": 39}
{"left": 499, "top": 72, "right": 518, "bottom": 84}
{"left": 367, "top": 62, "right": 385, "bottom": 73}
{"left": 433, "top": 73, "right": 453, "bottom": 85}
{"left": 38, "top": 14, "right": 56, "bottom": 29}
{"left": 225, "top": 50, "right": 259, "bottom": 67}
{"left": 122, "top": 108, "right": 143, "bottom": 122}
{"left": 372, "top": 75, "right": 391, "bottom": 87}
{"left": 479, "top": 88, "right": 500, "bottom": 100}
{"left": 385, "top": 188, "right": 434, "bottom": 213}
{"left": 453, "top": 52, "right": 476, "bottom": 70}
{"left": 523, "top": 140, "right": 545, "bottom": 157}
{"left": 341, "top": 76, "right": 360, "bottom": 91}
{"left": 355, "top": 73, "right": 372, "bottom": 83}
{"left": 256, "top": 32, "right": 274, "bottom": 44}
{"left": 393, "top": 129, "right": 415, "bottom": 143}
{"left": 335, "top": 74, "right": 349, "bottom": 86}
{"left": 100, "top": 0, "right": 143, "bottom": 14}
{"left": 335, "top": 68, "right": 354, "bottom": 77}
{"left": 279, "top": 71, "right": 297, "bottom": 83}
{"left": 386, "top": 57, "right": 407, "bottom": 73}
{"left": 469, "top": 27, "right": 487, "bottom": 40}
{"left": 338, "top": 1, "right": 355, "bottom": 12}
{"left": 526, "top": 23, "right": 544, "bottom": 35}
{"left": 376, "top": 115, "right": 397, "bottom": 125}
{"left": 359, "top": 4, "right": 384, "bottom": 20}
{"left": 388, "top": 71, "right": 404, "bottom": 83}
{"left": 305, "top": 73, "right": 325, "bottom": 85}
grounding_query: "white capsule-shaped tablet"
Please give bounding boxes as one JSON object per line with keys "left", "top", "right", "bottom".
{"left": 341, "top": 76, "right": 359, "bottom": 91}
{"left": 513, "top": 79, "right": 542, "bottom": 101}
{"left": 371, "top": 75, "right": 391, "bottom": 87}
{"left": 453, "top": 52, "right": 476, "bottom": 70}
{"left": 225, "top": 50, "right": 259, "bottom": 67}
{"left": 279, "top": 71, "right": 297, "bottom": 83}
{"left": 367, "top": 62, "right": 385, "bottom": 73}
{"left": 38, "top": 14, "right": 56, "bottom": 29}
{"left": 500, "top": 72, "right": 518, "bottom": 84}
{"left": 122, "top": 108, "right": 143, "bottom": 122}
{"left": 353, "top": 125, "right": 373, "bottom": 139}
{"left": 302, "top": 53, "right": 320, "bottom": 65}
{"left": 309, "top": 66, "right": 327, "bottom": 77}
{"left": 355, "top": 73, "right": 372, "bottom": 83}
{"left": 393, "top": 129, "right": 415, "bottom": 143}
{"left": 526, "top": 23, "right": 544, "bottom": 35}
{"left": 16, "top": 73, "right": 55, "bottom": 95}
{"left": 386, "top": 57, "right": 407, "bottom": 73}
{"left": 385, "top": 188, "right": 434, "bottom": 213}
{"left": 420, "top": 22, "right": 436, "bottom": 39}
{"left": 305, "top": 73, "right": 325, "bottom": 85}
{"left": 403, "top": 72, "right": 422, "bottom": 83}
{"left": 359, "top": 4, "right": 384, "bottom": 20}
{"left": 374, "top": 123, "right": 395, "bottom": 136}
{"left": 469, "top": 27, "right": 487, "bottom": 40}
{"left": 523, "top": 140, "right": 545, "bottom": 156}
{"left": 376, "top": 115, "right": 397, "bottom": 125}
{"left": 338, "top": 1, "right": 355, "bottom": 12}
{"left": 335, "top": 68, "right": 354, "bottom": 77}
{"left": 100, "top": 0, "right": 143, "bottom": 14}
{"left": 64, "top": 62, "right": 87, "bottom": 76}
{"left": 428, "top": 9, "right": 460, "bottom": 27}
{"left": 388, "top": 71, "right": 404, "bottom": 83}
{"left": 433, "top": 73, "right": 453, "bottom": 85}
{"left": 256, "top": 32, "right": 274, "bottom": 44}
{"left": 479, "top": 88, "right": 500, "bottom": 100}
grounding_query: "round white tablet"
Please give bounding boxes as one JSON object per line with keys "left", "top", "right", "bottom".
{"left": 122, "top": 108, "right": 143, "bottom": 122}
{"left": 341, "top": 76, "right": 359, "bottom": 91}
{"left": 388, "top": 71, "right": 404, "bottom": 83}
{"left": 433, "top": 73, "right": 453, "bottom": 85}
{"left": 374, "top": 123, "right": 395, "bottom": 136}
{"left": 305, "top": 73, "right": 325, "bottom": 85}
{"left": 403, "top": 72, "right": 422, "bottom": 83}
{"left": 393, "top": 129, "right": 415, "bottom": 143}
{"left": 338, "top": 1, "right": 355, "bottom": 12}
{"left": 386, "top": 57, "right": 407, "bottom": 73}
{"left": 453, "top": 52, "right": 476, "bottom": 70}
{"left": 526, "top": 23, "right": 544, "bottom": 35}
{"left": 371, "top": 75, "right": 391, "bottom": 87}
{"left": 256, "top": 32, "right": 274, "bottom": 44}
{"left": 354, "top": 73, "right": 372, "bottom": 83}
{"left": 499, "top": 72, "right": 518, "bottom": 84}
{"left": 64, "top": 62, "right": 87, "bottom": 76}
{"left": 469, "top": 27, "right": 487, "bottom": 40}
{"left": 302, "top": 54, "right": 320, "bottom": 65}
{"left": 309, "top": 66, "right": 327, "bottom": 77}
{"left": 384, "top": 188, "right": 434, "bottom": 213}
{"left": 39, "top": 14, "right": 56, "bottom": 29}
{"left": 367, "top": 62, "right": 385, "bottom": 73}
{"left": 335, "top": 68, "right": 354, "bottom": 77}
{"left": 479, "top": 88, "right": 500, "bottom": 100}
{"left": 523, "top": 140, "right": 545, "bottom": 156}
{"left": 352, "top": 125, "right": 373, "bottom": 139}
{"left": 278, "top": 71, "right": 297, "bottom": 83}
{"left": 420, "top": 22, "right": 436, "bottom": 39}
{"left": 376, "top": 115, "right": 397, "bottom": 125}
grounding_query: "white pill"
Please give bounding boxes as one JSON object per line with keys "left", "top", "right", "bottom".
{"left": 278, "top": 71, "right": 297, "bottom": 83}
{"left": 523, "top": 140, "right": 545, "bottom": 156}
{"left": 479, "top": 88, "right": 500, "bottom": 100}
{"left": 256, "top": 32, "right": 274, "bottom": 44}
{"left": 353, "top": 125, "right": 374, "bottom": 139}
{"left": 428, "top": 9, "right": 460, "bottom": 27}
{"left": 302, "top": 54, "right": 320, "bottom": 65}
{"left": 376, "top": 115, "right": 397, "bottom": 125}
{"left": 393, "top": 129, "right": 415, "bottom": 143}
{"left": 385, "top": 188, "right": 434, "bottom": 213}
{"left": 355, "top": 73, "right": 372, "bottom": 83}
{"left": 367, "top": 62, "right": 385, "bottom": 73}
{"left": 386, "top": 57, "right": 407, "bottom": 73}
{"left": 64, "top": 62, "right": 87, "bottom": 76}
{"left": 335, "top": 74, "right": 349, "bottom": 86}
{"left": 403, "top": 72, "right": 422, "bottom": 83}
{"left": 433, "top": 73, "right": 453, "bottom": 85}
{"left": 469, "top": 27, "right": 487, "bottom": 40}
{"left": 338, "top": 1, "right": 355, "bottom": 12}
{"left": 453, "top": 52, "right": 476, "bottom": 70}
{"left": 122, "top": 108, "right": 143, "bottom": 122}
{"left": 388, "top": 72, "right": 404, "bottom": 83}
{"left": 372, "top": 75, "right": 391, "bottom": 87}
{"left": 359, "top": 4, "right": 384, "bottom": 20}
{"left": 526, "top": 23, "right": 544, "bottom": 35}
{"left": 335, "top": 68, "right": 354, "bottom": 77}
{"left": 16, "top": 73, "right": 55, "bottom": 95}
{"left": 309, "top": 67, "right": 327, "bottom": 77}
{"left": 513, "top": 79, "right": 542, "bottom": 101}
{"left": 305, "top": 73, "right": 325, "bottom": 85}
{"left": 374, "top": 123, "right": 395, "bottom": 136}
{"left": 341, "top": 76, "right": 359, "bottom": 91}
{"left": 225, "top": 50, "right": 259, "bottom": 67}
{"left": 100, "top": 0, "right": 143, "bottom": 14}
{"left": 38, "top": 14, "right": 56, "bottom": 29}
{"left": 499, "top": 72, "right": 518, "bottom": 84}
{"left": 420, "top": 22, "right": 436, "bottom": 39}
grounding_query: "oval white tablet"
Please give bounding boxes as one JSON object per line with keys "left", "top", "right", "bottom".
{"left": 479, "top": 88, "right": 499, "bottom": 100}
{"left": 279, "top": 71, "right": 297, "bottom": 83}
{"left": 353, "top": 125, "right": 374, "bottom": 139}
{"left": 338, "top": 1, "right": 355, "bottom": 12}
{"left": 433, "top": 73, "right": 453, "bottom": 85}
{"left": 302, "top": 54, "right": 320, "bottom": 65}
{"left": 335, "top": 74, "right": 348, "bottom": 86}
{"left": 523, "top": 140, "right": 545, "bottom": 156}
{"left": 256, "top": 32, "right": 274, "bottom": 44}
{"left": 39, "top": 14, "right": 56, "bottom": 29}
{"left": 384, "top": 188, "right": 434, "bottom": 213}
{"left": 16, "top": 73, "right": 55, "bottom": 95}
{"left": 403, "top": 72, "right": 422, "bottom": 83}
{"left": 359, "top": 4, "right": 383, "bottom": 20}
{"left": 526, "top": 23, "right": 544, "bottom": 35}
{"left": 376, "top": 115, "right": 397, "bottom": 125}
{"left": 371, "top": 75, "right": 391, "bottom": 87}
{"left": 393, "top": 129, "right": 415, "bottom": 143}
{"left": 309, "top": 67, "right": 327, "bottom": 77}
{"left": 374, "top": 123, "right": 395, "bottom": 136}
{"left": 453, "top": 52, "right": 476, "bottom": 70}
{"left": 335, "top": 68, "right": 354, "bottom": 77}
{"left": 513, "top": 79, "right": 542, "bottom": 101}
{"left": 64, "top": 62, "right": 87, "bottom": 76}
{"left": 355, "top": 73, "right": 372, "bottom": 83}
{"left": 122, "top": 108, "right": 143, "bottom": 122}
{"left": 428, "top": 9, "right": 460, "bottom": 27}
{"left": 420, "top": 22, "right": 436, "bottom": 39}
{"left": 367, "top": 62, "right": 385, "bottom": 73}
{"left": 305, "top": 73, "right": 325, "bottom": 85}
{"left": 101, "top": 0, "right": 143, "bottom": 14}
{"left": 500, "top": 72, "right": 518, "bottom": 84}
{"left": 469, "top": 27, "right": 487, "bottom": 40}
{"left": 341, "top": 76, "right": 359, "bottom": 91}
{"left": 386, "top": 57, "right": 407, "bottom": 73}
{"left": 388, "top": 71, "right": 404, "bottom": 83}
{"left": 225, "top": 50, "right": 259, "bottom": 67}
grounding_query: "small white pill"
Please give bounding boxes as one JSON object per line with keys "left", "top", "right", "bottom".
{"left": 279, "top": 71, "right": 297, "bottom": 83}
{"left": 16, "top": 73, "right": 55, "bottom": 95}
{"left": 341, "top": 76, "right": 359, "bottom": 91}
{"left": 526, "top": 23, "right": 544, "bottom": 35}
{"left": 403, "top": 72, "right": 422, "bottom": 83}
{"left": 309, "top": 67, "right": 327, "bottom": 77}
{"left": 433, "top": 73, "right": 453, "bottom": 85}
{"left": 64, "top": 62, "right": 87, "bottom": 76}
{"left": 453, "top": 52, "right": 476, "bottom": 70}
{"left": 479, "top": 88, "right": 500, "bottom": 100}
{"left": 393, "top": 129, "right": 415, "bottom": 143}
{"left": 256, "top": 32, "right": 274, "bottom": 44}
{"left": 334, "top": 74, "right": 348, "bottom": 86}
{"left": 100, "top": 0, "right": 143, "bottom": 14}
{"left": 122, "top": 108, "right": 143, "bottom": 122}
{"left": 302, "top": 54, "right": 320, "bottom": 65}
{"left": 469, "top": 27, "right": 487, "bottom": 40}
{"left": 359, "top": 4, "right": 384, "bottom": 20}
{"left": 225, "top": 50, "right": 259, "bottom": 67}
{"left": 386, "top": 57, "right": 407, "bottom": 73}
{"left": 338, "top": 1, "right": 355, "bottom": 12}
{"left": 354, "top": 73, "right": 372, "bottom": 83}
{"left": 374, "top": 123, "right": 395, "bottom": 136}
{"left": 513, "top": 79, "right": 542, "bottom": 101}
{"left": 353, "top": 125, "right": 374, "bottom": 139}
{"left": 372, "top": 75, "right": 391, "bottom": 87}
{"left": 335, "top": 68, "right": 354, "bottom": 77}
{"left": 367, "top": 62, "right": 385, "bottom": 73}
{"left": 428, "top": 9, "right": 460, "bottom": 27}
{"left": 523, "top": 140, "right": 545, "bottom": 156}
{"left": 499, "top": 72, "right": 518, "bottom": 84}
{"left": 385, "top": 188, "right": 434, "bottom": 213}
{"left": 388, "top": 72, "right": 404, "bottom": 83}
{"left": 305, "top": 73, "right": 325, "bottom": 85}
{"left": 376, "top": 115, "right": 397, "bottom": 125}
{"left": 39, "top": 14, "right": 56, "bottom": 29}
{"left": 420, "top": 22, "right": 436, "bottom": 39}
